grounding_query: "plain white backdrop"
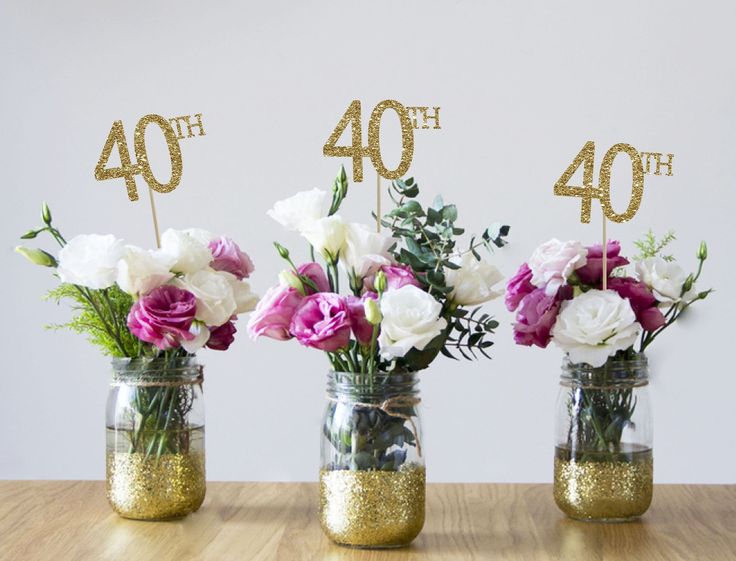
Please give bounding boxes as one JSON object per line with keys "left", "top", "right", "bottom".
{"left": 1, "top": 1, "right": 734, "bottom": 483}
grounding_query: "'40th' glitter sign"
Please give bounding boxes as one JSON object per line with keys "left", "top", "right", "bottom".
{"left": 323, "top": 100, "right": 440, "bottom": 181}
{"left": 94, "top": 113, "right": 206, "bottom": 201}
{"left": 554, "top": 141, "right": 674, "bottom": 223}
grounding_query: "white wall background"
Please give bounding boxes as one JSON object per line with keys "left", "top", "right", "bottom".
{"left": 1, "top": 1, "right": 734, "bottom": 484}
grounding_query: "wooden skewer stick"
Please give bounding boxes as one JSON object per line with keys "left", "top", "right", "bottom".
{"left": 602, "top": 211, "right": 608, "bottom": 291}
{"left": 148, "top": 187, "right": 162, "bottom": 249}
{"left": 376, "top": 173, "right": 382, "bottom": 233}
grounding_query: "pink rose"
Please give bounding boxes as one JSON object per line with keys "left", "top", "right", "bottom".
{"left": 505, "top": 263, "right": 534, "bottom": 312}
{"left": 247, "top": 284, "right": 302, "bottom": 341}
{"left": 347, "top": 293, "right": 377, "bottom": 345}
{"left": 127, "top": 285, "right": 197, "bottom": 350}
{"left": 513, "top": 288, "right": 560, "bottom": 348}
{"left": 576, "top": 241, "right": 629, "bottom": 286}
{"left": 297, "top": 262, "right": 330, "bottom": 293}
{"left": 206, "top": 320, "right": 237, "bottom": 351}
{"left": 608, "top": 277, "right": 666, "bottom": 331}
{"left": 364, "top": 264, "right": 421, "bottom": 292}
{"left": 209, "top": 237, "right": 255, "bottom": 280}
{"left": 528, "top": 239, "right": 587, "bottom": 296}
{"left": 290, "top": 293, "right": 351, "bottom": 352}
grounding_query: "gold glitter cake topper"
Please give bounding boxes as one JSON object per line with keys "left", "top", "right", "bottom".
{"left": 323, "top": 100, "right": 440, "bottom": 182}
{"left": 554, "top": 140, "right": 674, "bottom": 224}
{"left": 94, "top": 112, "right": 206, "bottom": 246}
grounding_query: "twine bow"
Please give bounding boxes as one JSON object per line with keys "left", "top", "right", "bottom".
{"left": 327, "top": 394, "right": 423, "bottom": 457}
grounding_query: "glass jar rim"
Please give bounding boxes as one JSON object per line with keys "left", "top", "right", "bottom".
{"left": 561, "top": 353, "right": 648, "bottom": 386}
{"left": 111, "top": 355, "right": 202, "bottom": 382}
{"left": 327, "top": 370, "right": 419, "bottom": 402}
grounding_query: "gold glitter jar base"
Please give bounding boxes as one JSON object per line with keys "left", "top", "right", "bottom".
{"left": 319, "top": 464, "right": 425, "bottom": 548}
{"left": 106, "top": 452, "right": 206, "bottom": 520}
{"left": 553, "top": 448, "right": 653, "bottom": 522}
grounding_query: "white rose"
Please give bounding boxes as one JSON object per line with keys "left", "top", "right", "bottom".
{"left": 181, "top": 321, "right": 211, "bottom": 354}
{"left": 160, "top": 229, "right": 213, "bottom": 274}
{"left": 378, "top": 285, "right": 448, "bottom": 360}
{"left": 551, "top": 289, "right": 641, "bottom": 368}
{"left": 445, "top": 253, "right": 504, "bottom": 306}
{"left": 267, "top": 188, "right": 331, "bottom": 233}
{"left": 636, "top": 257, "right": 695, "bottom": 304}
{"left": 175, "top": 269, "right": 237, "bottom": 326}
{"left": 301, "top": 215, "right": 347, "bottom": 260}
{"left": 57, "top": 234, "right": 125, "bottom": 289}
{"left": 340, "top": 223, "right": 393, "bottom": 278}
{"left": 116, "top": 246, "right": 175, "bottom": 297}
{"left": 528, "top": 239, "right": 587, "bottom": 295}
{"left": 219, "top": 271, "right": 259, "bottom": 314}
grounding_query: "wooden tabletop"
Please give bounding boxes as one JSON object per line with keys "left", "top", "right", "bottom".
{"left": 0, "top": 481, "right": 733, "bottom": 561}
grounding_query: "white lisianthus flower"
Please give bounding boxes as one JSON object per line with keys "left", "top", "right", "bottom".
{"left": 219, "top": 271, "right": 259, "bottom": 314}
{"left": 175, "top": 269, "right": 237, "bottom": 327}
{"left": 636, "top": 257, "right": 696, "bottom": 304}
{"left": 528, "top": 238, "right": 587, "bottom": 295}
{"left": 301, "top": 215, "right": 347, "bottom": 260}
{"left": 181, "top": 227, "right": 216, "bottom": 246}
{"left": 551, "top": 290, "right": 641, "bottom": 368}
{"left": 181, "top": 321, "right": 211, "bottom": 354}
{"left": 340, "top": 222, "right": 393, "bottom": 278}
{"left": 57, "top": 234, "right": 125, "bottom": 289}
{"left": 116, "top": 246, "right": 175, "bottom": 297}
{"left": 445, "top": 253, "right": 504, "bottom": 306}
{"left": 160, "top": 229, "right": 213, "bottom": 274}
{"left": 267, "top": 188, "right": 331, "bottom": 233}
{"left": 378, "top": 285, "right": 448, "bottom": 360}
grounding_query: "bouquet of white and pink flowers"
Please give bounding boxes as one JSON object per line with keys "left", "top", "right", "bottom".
{"left": 248, "top": 167, "right": 510, "bottom": 374}
{"left": 17, "top": 203, "right": 258, "bottom": 358}
{"left": 506, "top": 233, "right": 711, "bottom": 366}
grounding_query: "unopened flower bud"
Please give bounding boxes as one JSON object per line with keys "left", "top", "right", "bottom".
{"left": 20, "top": 229, "right": 39, "bottom": 240}
{"left": 279, "top": 270, "right": 303, "bottom": 291}
{"left": 697, "top": 241, "right": 708, "bottom": 261}
{"left": 15, "top": 246, "right": 57, "bottom": 267}
{"left": 41, "top": 202, "right": 52, "bottom": 225}
{"left": 274, "top": 242, "right": 290, "bottom": 260}
{"left": 682, "top": 274, "right": 695, "bottom": 294}
{"left": 374, "top": 270, "right": 388, "bottom": 293}
{"left": 364, "top": 297, "right": 382, "bottom": 325}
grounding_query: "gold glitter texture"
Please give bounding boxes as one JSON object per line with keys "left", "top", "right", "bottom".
{"left": 320, "top": 464, "right": 425, "bottom": 548}
{"left": 133, "top": 114, "right": 183, "bottom": 194}
{"left": 323, "top": 100, "right": 415, "bottom": 182}
{"left": 553, "top": 447, "right": 653, "bottom": 521}
{"left": 554, "top": 141, "right": 645, "bottom": 224}
{"left": 106, "top": 451, "right": 205, "bottom": 520}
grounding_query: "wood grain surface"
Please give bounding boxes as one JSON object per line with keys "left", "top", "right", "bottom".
{"left": 0, "top": 482, "right": 733, "bottom": 561}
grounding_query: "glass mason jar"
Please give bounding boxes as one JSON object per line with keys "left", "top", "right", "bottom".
{"left": 319, "top": 371, "right": 425, "bottom": 548}
{"left": 106, "top": 357, "right": 206, "bottom": 520}
{"left": 553, "top": 354, "right": 653, "bottom": 522}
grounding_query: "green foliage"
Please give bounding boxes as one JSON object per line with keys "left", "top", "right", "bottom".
{"left": 45, "top": 283, "right": 141, "bottom": 357}
{"left": 443, "top": 307, "right": 499, "bottom": 361}
{"left": 633, "top": 229, "right": 676, "bottom": 261}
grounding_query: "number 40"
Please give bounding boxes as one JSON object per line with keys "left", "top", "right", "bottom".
{"left": 554, "top": 141, "right": 644, "bottom": 223}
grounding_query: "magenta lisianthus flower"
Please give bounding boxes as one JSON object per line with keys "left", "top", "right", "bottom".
{"left": 505, "top": 263, "right": 534, "bottom": 312}
{"left": 247, "top": 284, "right": 303, "bottom": 341}
{"left": 290, "top": 293, "right": 351, "bottom": 352}
{"left": 127, "top": 285, "right": 197, "bottom": 350}
{"left": 346, "top": 293, "right": 377, "bottom": 345}
{"left": 576, "top": 241, "right": 629, "bottom": 287}
{"left": 297, "top": 262, "right": 330, "bottom": 293}
{"left": 206, "top": 320, "right": 237, "bottom": 351}
{"left": 209, "top": 236, "right": 255, "bottom": 280}
{"left": 513, "top": 288, "right": 560, "bottom": 348}
{"left": 364, "top": 264, "right": 421, "bottom": 292}
{"left": 608, "top": 277, "right": 666, "bottom": 331}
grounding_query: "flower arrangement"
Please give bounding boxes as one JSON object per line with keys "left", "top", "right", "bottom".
{"left": 16, "top": 203, "right": 257, "bottom": 455}
{"left": 506, "top": 233, "right": 711, "bottom": 366}
{"left": 249, "top": 166, "right": 510, "bottom": 373}
{"left": 248, "top": 167, "right": 510, "bottom": 472}
{"left": 506, "top": 232, "right": 711, "bottom": 455}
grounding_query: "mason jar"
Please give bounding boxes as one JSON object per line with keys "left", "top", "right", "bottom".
{"left": 553, "top": 354, "right": 653, "bottom": 521}
{"left": 106, "top": 356, "right": 206, "bottom": 520}
{"left": 319, "top": 371, "right": 425, "bottom": 548}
